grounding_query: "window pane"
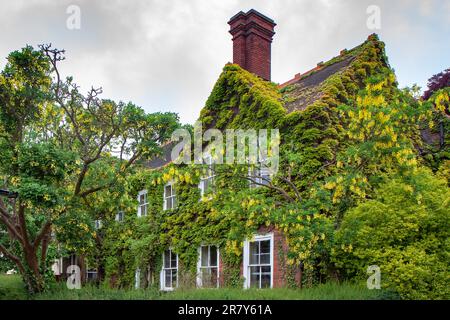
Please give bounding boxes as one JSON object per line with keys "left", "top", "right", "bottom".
{"left": 170, "top": 251, "right": 177, "bottom": 268}
{"left": 249, "top": 242, "right": 259, "bottom": 265}
{"left": 201, "top": 246, "right": 209, "bottom": 267}
{"left": 261, "top": 175, "right": 270, "bottom": 186}
{"left": 260, "top": 253, "right": 270, "bottom": 265}
{"left": 165, "top": 270, "right": 172, "bottom": 288}
{"left": 164, "top": 250, "right": 170, "bottom": 268}
{"left": 261, "top": 266, "right": 271, "bottom": 274}
{"left": 165, "top": 185, "right": 172, "bottom": 197}
{"left": 141, "top": 204, "right": 147, "bottom": 216}
{"left": 172, "top": 269, "right": 177, "bottom": 287}
{"left": 210, "top": 246, "right": 218, "bottom": 267}
{"left": 204, "top": 178, "right": 211, "bottom": 193}
{"left": 200, "top": 267, "right": 217, "bottom": 288}
{"left": 250, "top": 266, "right": 260, "bottom": 288}
{"left": 210, "top": 267, "right": 218, "bottom": 285}
{"left": 261, "top": 272, "right": 271, "bottom": 288}
{"left": 260, "top": 240, "right": 270, "bottom": 254}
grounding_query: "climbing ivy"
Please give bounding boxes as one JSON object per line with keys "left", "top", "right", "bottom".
{"left": 95, "top": 35, "right": 449, "bottom": 298}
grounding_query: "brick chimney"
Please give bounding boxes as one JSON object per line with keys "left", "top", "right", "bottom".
{"left": 228, "top": 9, "right": 276, "bottom": 81}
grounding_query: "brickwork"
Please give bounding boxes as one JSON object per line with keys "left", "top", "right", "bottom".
{"left": 228, "top": 9, "right": 276, "bottom": 81}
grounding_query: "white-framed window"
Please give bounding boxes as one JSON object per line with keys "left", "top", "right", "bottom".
{"left": 243, "top": 233, "right": 274, "bottom": 289}
{"left": 249, "top": 155, "right": 271, "bottom": 188}
{"left": 160, "top": 249, "right": 178, "bottom": 290}
{"left": 199, "top": 154, "right": 216, "bottom": 198}
{"left": 163, "top": 182, "right": 177, "bottom": 210}
{"left": 94, "top": 220, "right": 102, "bottom": 230}
{"left": 115, "top": 211, "right": 125, "bottom": 222}
{"left": 135, "top": 268, "right": 141, "bottom": 289}
{"left": 86, "top": 268, "right": 98, "bottom": 282}
{"left": 197, "top": 245, "right": 219, "bottom": 288}
{"left": 137, "top": 190, "right": 148, "bottom": 217}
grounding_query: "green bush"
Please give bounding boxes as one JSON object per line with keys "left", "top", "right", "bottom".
{"left": 333, "top": 168, "right": 450, "bottom": 299}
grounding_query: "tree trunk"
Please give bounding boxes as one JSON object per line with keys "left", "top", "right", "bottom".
{"left": 94, "top": 234, "right": 105, "bottom": 285}
{"left": 22, "top": 246, "right": 45, "bottom": 294}
{"left": 0, "top": 202, "right": 52, "bottom": 294}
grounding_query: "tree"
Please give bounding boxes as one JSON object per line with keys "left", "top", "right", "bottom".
{"left": 0, "top": 45, "right": 181, "bottom": 293}
{"left": 422, "top": 68, "right": 450, "bottom": 100}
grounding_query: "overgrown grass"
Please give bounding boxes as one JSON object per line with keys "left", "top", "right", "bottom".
{"left": 0, "top": 275, "right": 29, "bottom": 300}
{"left": 0, "top": 274, "right": 396, "bottom": 300}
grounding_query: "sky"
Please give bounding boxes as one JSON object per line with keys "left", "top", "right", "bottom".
{"left": 0, "top": 0, "right": 449, "bottom": 124}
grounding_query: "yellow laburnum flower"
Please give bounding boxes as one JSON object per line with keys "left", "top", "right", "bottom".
{"left": 324, "top": 181, "right": 336, "bottom": 190}
{"left": 184, "top": 172, "right": 191, "bottom": 184}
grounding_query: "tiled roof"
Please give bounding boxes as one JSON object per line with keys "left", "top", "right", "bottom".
{"left": 280, "top": 51, "right": 359, "bottom": 113}
{"left": 144, "top": 142, "right": 175, "bottom": 169}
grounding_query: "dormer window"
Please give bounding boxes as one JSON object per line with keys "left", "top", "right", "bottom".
{"left": 137, "top": 190, "right": 148, "bottom": 217}
{"left": 163, "top": 182, "right": 176, "bottom": 210}
{"left": 199, "top": 154, "right": 216, "bottom": 198}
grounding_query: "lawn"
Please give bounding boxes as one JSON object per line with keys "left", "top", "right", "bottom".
{"left": 0, "top": 274, "right": 29, "bottom": 300}
{"left": 0, "top": 274, "right": 396, "bottom": 300}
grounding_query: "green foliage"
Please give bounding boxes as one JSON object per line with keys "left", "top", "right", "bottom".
{"left": 101, "top": 36, "right": 449, "bottom": 297}
{"left": 280, "top": 36, "right": 393, "bottom": 196}
{"left": 200, "top": 64, "right": 285, "bottom": 130}
{"left": 2, "top": 36, "right": 446, "bottom": 300}
{"left": 0, "top": 275, "right": 29, "bottom": 300}
{"left": 0, "top": 44, "right": 182, "bottom": 293}
{"left": 420, "top": 88, "right": 450, "bottom": 171}
{"left": 332, "top": 168, "right": 450, "bottom": 299}
{"left": 6, "top": 278, "right": 388, "bottom": 300}
{"left": 0, "top": 46, "right": 51, "bottom": 139}
{"left": 9, "top": 143, "right": 77, "bottom": 208}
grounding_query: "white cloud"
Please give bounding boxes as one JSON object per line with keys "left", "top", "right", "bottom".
{"left": 0, "top": 0, "right": 448, "bottom": 123}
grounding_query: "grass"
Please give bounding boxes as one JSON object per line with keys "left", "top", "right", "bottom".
{"left": 0, "top": 274, "right": 396, "bottom": 300}
{"left": 0, "top": 274, "right": 29, "bottom": 300}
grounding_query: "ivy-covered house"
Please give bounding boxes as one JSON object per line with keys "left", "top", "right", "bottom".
{"left": 120, "top": 9, "right": 399, "bottom": 291}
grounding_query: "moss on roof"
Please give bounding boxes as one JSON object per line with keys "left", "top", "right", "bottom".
{"left": 147, "top": 35, "right": 394, "bottom": 170}
{"left": 199, "top": 34, "right": 392, "bottom": 130}
{"left": 199, "top": 63, "right": 286, "bottom": 131}
{"left": 194, "top": 34, "right": 396, "bottom": 187}
{"left": 281, "top": 34, "right": 391, "bottom": 113}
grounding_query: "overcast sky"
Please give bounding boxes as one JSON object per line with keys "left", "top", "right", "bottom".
{"left": 0, "top": 0, "right": 449, "bottom": 124}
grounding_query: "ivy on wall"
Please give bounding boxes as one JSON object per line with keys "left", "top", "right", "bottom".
{"left": 95, "top": 35, "right": 449, "bottom": 298}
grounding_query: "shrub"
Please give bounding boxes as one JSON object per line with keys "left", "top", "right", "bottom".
{"left": 332, "top": 168, "right": 450, "bottom": 299}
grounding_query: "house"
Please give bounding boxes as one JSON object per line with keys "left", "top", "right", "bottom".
{"left": 132, "top": 9, "right": 393, "bottom": 290}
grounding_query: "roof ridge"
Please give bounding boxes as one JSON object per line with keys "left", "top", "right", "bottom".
{"left": 279, "top": 35, "right": 376, "bottom": 89}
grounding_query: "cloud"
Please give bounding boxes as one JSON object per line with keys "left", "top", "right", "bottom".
{"left": 0, "top": 0, "right": 448, "bottom": 123}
